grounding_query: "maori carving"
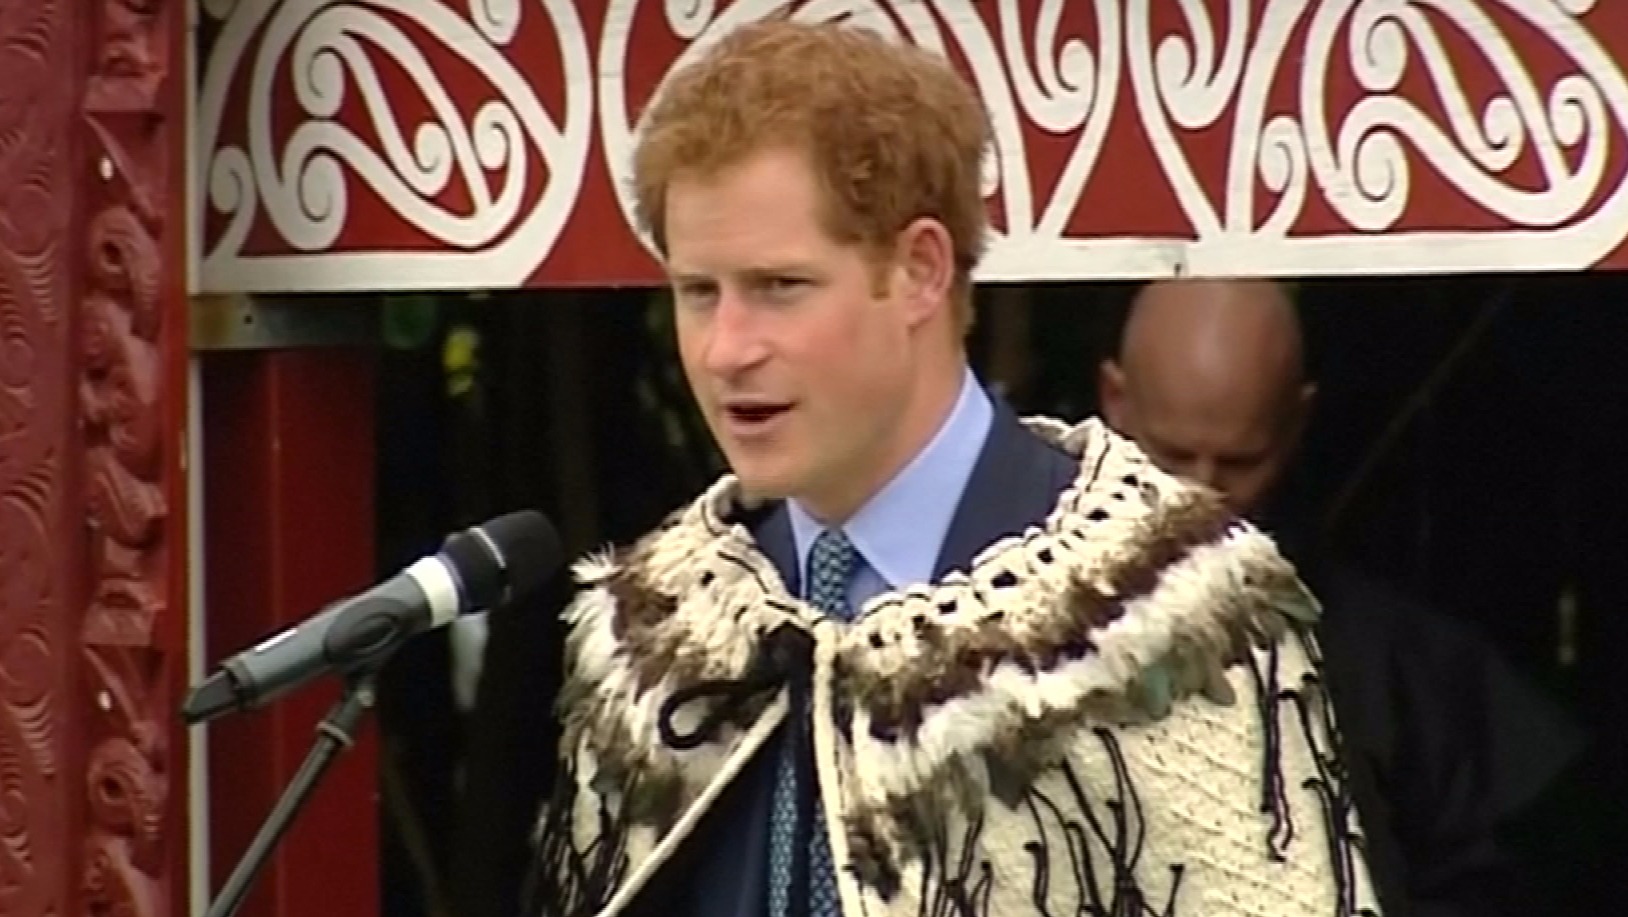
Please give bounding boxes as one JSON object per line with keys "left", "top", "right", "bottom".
{"left": 195, "top": 0, "right": 594, "bottom": 290}
{"left": 80, "top": 0, "right": 183, "bottom": 915}
{"left": 605, "top": 0, "right": 1628, "bottom": 279}
{"left": 0, "top": 0, "right": 75, "bottom": 914}
{"left": 196, "top": 0, "right": 1628, "bottom": 290}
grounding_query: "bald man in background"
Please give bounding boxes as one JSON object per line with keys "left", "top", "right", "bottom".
{"left": 1100, "top": 279, "right": 1311, "bottom": 519}
{"left": 1099, "top": 279, "right": 1589, "bottom": 917}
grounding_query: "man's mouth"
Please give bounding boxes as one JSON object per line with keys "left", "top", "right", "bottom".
{"left": 723, "top": 402, "right": 792, "bottom": 427}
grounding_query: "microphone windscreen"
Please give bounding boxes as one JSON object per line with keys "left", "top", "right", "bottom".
{"left": 442, "top": 510, "right": 562, "bottom": 610}
{"left": 479, "top": 510, "right": 563, "bottom": 605}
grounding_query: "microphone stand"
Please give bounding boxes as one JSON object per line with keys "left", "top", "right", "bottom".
{"left": 202, "top": 668, "right": 380, "bottom": 917}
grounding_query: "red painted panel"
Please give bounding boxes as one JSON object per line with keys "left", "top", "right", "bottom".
{"left": 202, "top": 350, "right": 379, "bottom": 917}
{"left": 0, "top": 1, "right": 83, "bottom": 914}
{"left": 194, "top": 2, "right": 1628, "bottom": 291}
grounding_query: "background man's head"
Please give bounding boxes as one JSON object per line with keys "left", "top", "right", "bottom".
{"left": 1099, "top": 279, "right": 1316, "bottom": 517}
{"left": 632, "top": 20, "right": 991, "bottom": 521}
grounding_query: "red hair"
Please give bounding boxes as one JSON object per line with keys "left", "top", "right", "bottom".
{"left": 631, "top": 19, "right": 991, "bottom": 325}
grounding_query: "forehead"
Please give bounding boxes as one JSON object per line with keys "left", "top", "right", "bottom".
{"left": 1131, "top": 368, "right": 1281, "bottom": 452}
{"left": 663, "top": 149, "right": 841, "bottom": 272}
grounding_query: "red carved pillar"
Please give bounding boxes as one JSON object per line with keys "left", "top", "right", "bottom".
{"left": 0, "top": 0, "right": 191, "bottom": 915}
{"left": 79, "top": 0, "right": 194, "bottom": 913}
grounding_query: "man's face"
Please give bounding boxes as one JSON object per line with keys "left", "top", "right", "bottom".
{"left": 1101, "top": 360, "right": 1310, "bottom": 518}
{"left": 665, "top": 148, "right": 918, "bottom": 519}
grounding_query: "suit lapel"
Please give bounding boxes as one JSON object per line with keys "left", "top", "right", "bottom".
{"left": 753, "top": 502, "right": 801, "bottom": 597}
{"left": 934, "top": 399, "right": 1077, "bottom": 578}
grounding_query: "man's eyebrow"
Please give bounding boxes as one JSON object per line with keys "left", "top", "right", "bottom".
{"left": 738, "top": 265, "right": 813, "bottom": 281}
{"left": 668, "top": 270, "right": 715, "bottom": 286}
{"left": 670, "top": 264, "right": 816, "bottom": 284}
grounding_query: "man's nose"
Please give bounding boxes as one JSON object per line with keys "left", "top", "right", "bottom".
{"left": 701, "top": 294, "right": 769, "bottom": 376}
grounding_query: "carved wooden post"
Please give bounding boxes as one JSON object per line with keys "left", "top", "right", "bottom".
{"left": 0, "top": 0, "right": 191, "bottom": 915}
{"left": 80, "top": 0, "right": 192, "bottom": 914}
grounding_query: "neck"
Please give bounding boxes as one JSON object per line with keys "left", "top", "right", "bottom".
{"left": 800, "top": 354, "right": 967, "bottom": 525}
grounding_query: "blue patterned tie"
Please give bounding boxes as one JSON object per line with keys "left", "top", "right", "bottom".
{"left": 767, "top": 528, "right": 858, "bottom": 917}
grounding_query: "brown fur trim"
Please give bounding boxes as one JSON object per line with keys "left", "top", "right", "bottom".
{"left": 843, "top": 491, "right": 1240, "bottom": 741}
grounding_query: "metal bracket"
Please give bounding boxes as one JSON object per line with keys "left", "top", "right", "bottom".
{"left": 190, "top": 295, "right": 378, "bottom": 351}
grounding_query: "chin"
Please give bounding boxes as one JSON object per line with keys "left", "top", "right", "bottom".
{"left": 724, "top": 457, "right": 804, "bottom": 504}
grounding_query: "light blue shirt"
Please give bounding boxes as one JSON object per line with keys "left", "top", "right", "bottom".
{"left": 788, "top": 368, "right": 993, "bottom": 613}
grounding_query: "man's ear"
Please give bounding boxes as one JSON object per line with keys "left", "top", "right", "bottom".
{"left": 895, "top": 217, "right": 955, "bottom": 328}
{"left": 1099, "top": 359, "right": 1131, "bottom": 432}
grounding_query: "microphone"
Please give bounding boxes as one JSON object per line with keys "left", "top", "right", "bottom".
{"left": 182, "top": 510, "right": 561, "bottom": 726}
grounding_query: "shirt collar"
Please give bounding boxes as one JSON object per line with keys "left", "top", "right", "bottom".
{"left": 789, "top": 367, "right": 993, "bottom": 591}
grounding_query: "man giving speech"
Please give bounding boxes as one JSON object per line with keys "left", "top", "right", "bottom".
{"left": 526, "top": 19, "right": 1385, "bottom": 917}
